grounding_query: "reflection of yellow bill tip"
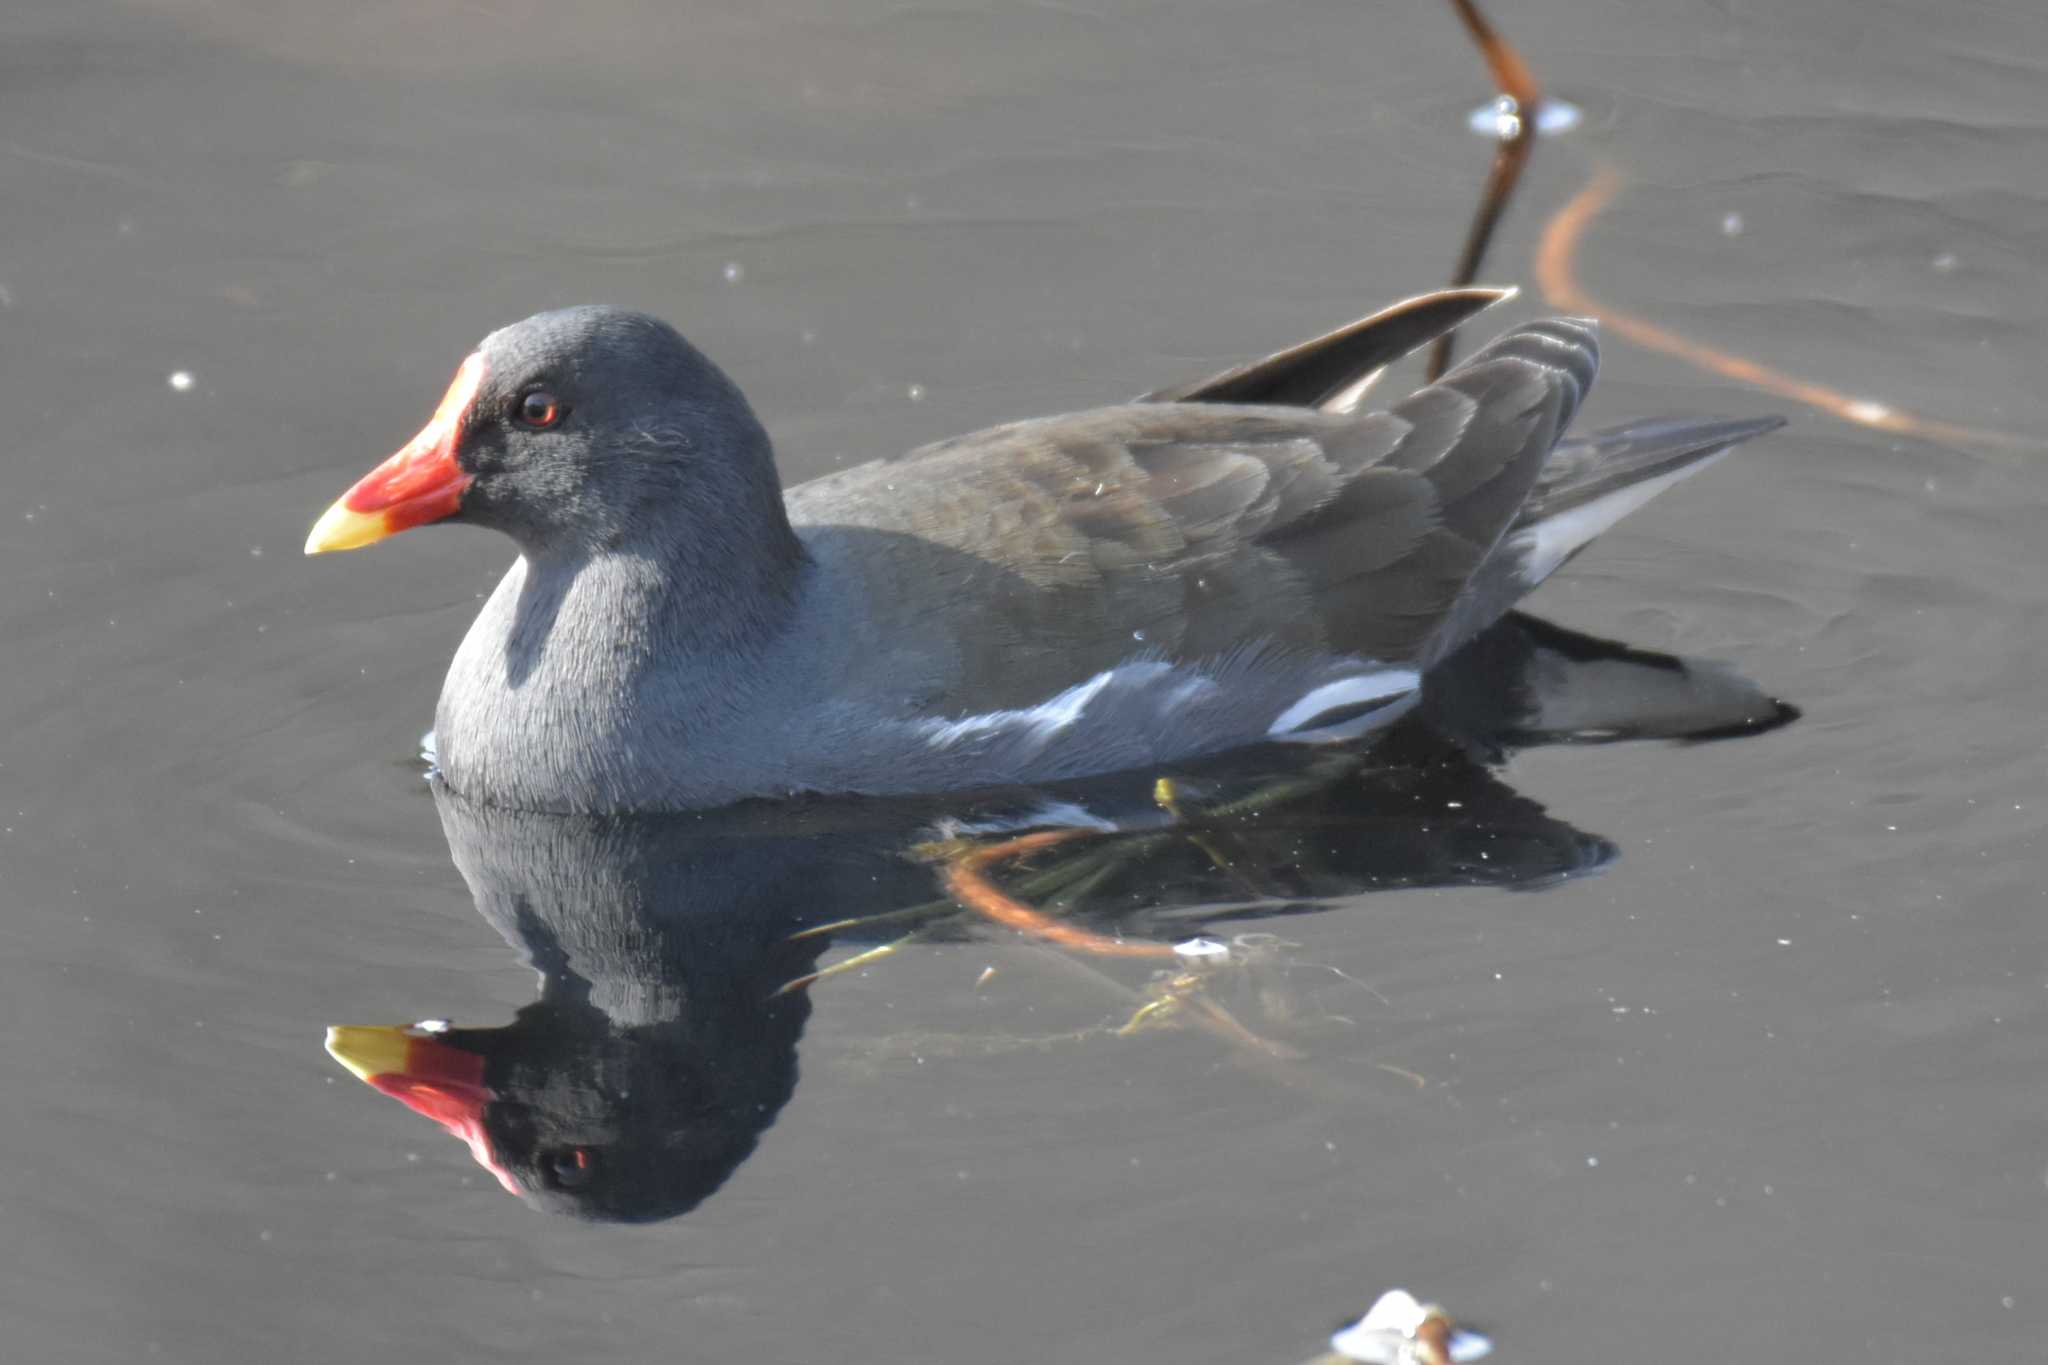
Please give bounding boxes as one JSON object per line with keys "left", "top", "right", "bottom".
{"left": 303, "top": 500, "right": 390, "bottom": 555}
{"left": 324, "top": 1024, "right": 410, "bottom": 1082}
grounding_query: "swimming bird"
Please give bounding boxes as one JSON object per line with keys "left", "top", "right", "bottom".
{"left": 305, "top": 289, "right": 1779, "bottom": 812}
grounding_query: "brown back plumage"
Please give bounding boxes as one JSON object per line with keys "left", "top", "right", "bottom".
{"left": 788, "top": 309, "right": 1604, "bottom": 709}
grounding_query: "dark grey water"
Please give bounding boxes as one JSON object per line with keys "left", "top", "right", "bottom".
{"left": 5, "top": 1, "right": 2045, "bottom": 1360}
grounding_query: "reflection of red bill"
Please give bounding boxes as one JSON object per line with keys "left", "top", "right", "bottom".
{"left": 304, "top": 353, "right": 485, "bottom": 554}
{"left": 324, "top": 1024, "right": 519, "bottom": 1195}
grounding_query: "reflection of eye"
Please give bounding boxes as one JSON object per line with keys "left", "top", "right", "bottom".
{"left": 545, "top": 1147, "right": 597, "bottom": 1190}
{"left": 514, "top": 389, "right": 564, "bottom": 429}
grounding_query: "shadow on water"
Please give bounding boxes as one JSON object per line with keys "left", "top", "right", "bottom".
{"left": 325, "top": 612, "right": 1795, "bottom": 1223}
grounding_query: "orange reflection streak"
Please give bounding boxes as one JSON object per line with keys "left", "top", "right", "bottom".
{"left": 1536, "top": 164, "right": 2043, "bottom": 454}
{"left": 940, "top": 831, "right": 1177, "bottom": 960}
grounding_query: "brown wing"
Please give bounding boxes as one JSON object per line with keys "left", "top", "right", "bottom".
{"left": 785, "top": 319, "right": 1598, "bottom": 711}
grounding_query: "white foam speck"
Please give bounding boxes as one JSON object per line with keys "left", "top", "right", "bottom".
{"left": 1466, "top": 95, "right": 1580, "bottom": 140}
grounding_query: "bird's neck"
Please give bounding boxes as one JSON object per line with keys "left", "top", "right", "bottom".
{"left": 435, "top": 515, "right": 810, "bottom": 811}
{"left": 533, "top": 497, "right": 807, "bottom": 666}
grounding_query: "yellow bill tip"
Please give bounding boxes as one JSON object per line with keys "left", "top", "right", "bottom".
{"left": 303, "top": 499, "right": 391, "bottom": 555}
{"left": 324, "top": 1025, "right": 411, "bottom": 1082}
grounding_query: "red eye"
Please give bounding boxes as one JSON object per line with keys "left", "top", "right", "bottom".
{"left": 547, "top": 1148, "right": 596, "bottom": 1189}
{"left": 515, "top": 389, "right": 563, "bottom": 429}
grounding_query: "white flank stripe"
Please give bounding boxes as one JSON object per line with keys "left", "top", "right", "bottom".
{"left": 920, "top": 663, "right": 1174, "bottom": 748}
{"left": 1023, "top": 669, "right": 1118, "bottom": 737}
{"left": 1267, "top": 669, "right": 1420, "bottom": 736}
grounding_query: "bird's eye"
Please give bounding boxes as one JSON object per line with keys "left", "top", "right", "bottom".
{"left": 545, "top": 1147, "right": 597, "bottom": 1189}
{"left": 514, "top": 389, "right": 564, "bottom": 429}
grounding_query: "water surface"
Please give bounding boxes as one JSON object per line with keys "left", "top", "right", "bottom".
{"left": 3, "top": 1, "right": 2045, "bottom": 1360}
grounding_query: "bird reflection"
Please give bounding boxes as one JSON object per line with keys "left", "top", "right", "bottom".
{"left": 324, "top": 612, "right": 1793, "bottom": 1222}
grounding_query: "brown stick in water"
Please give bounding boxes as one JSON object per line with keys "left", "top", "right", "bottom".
{"left": 1429, "top": 0, "right": 1545, "bottom": 380}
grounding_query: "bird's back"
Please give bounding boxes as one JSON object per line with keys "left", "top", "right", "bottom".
{"left": 784, "top": 318, "right": 1604, "bottom": 719}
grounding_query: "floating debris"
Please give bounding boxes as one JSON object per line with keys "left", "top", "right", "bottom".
{"left": 773, "top": 936, "right": 912, "bottom": 998}
{"left": 936, "top": 827, "right": 1172, "bottom": 960}
{"left": 1322, "top": 1289, "right": 1493, "bottom": 1365}
{"left": 1439, "top": 0, "right": 2035, "bottom": 453}
{"left": 167, "top": 370, "right": 194, "bottom": 391}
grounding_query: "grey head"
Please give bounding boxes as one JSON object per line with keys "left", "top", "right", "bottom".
{"left": 459, "top": 307, "right": 791, "bottom": 559}
{"left": 306, "top": 304, "right": 803, "bottom": 582}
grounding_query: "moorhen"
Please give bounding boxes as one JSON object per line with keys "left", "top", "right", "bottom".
{"left": 305, "top": 291, "right": 1779, "bottom": 812}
